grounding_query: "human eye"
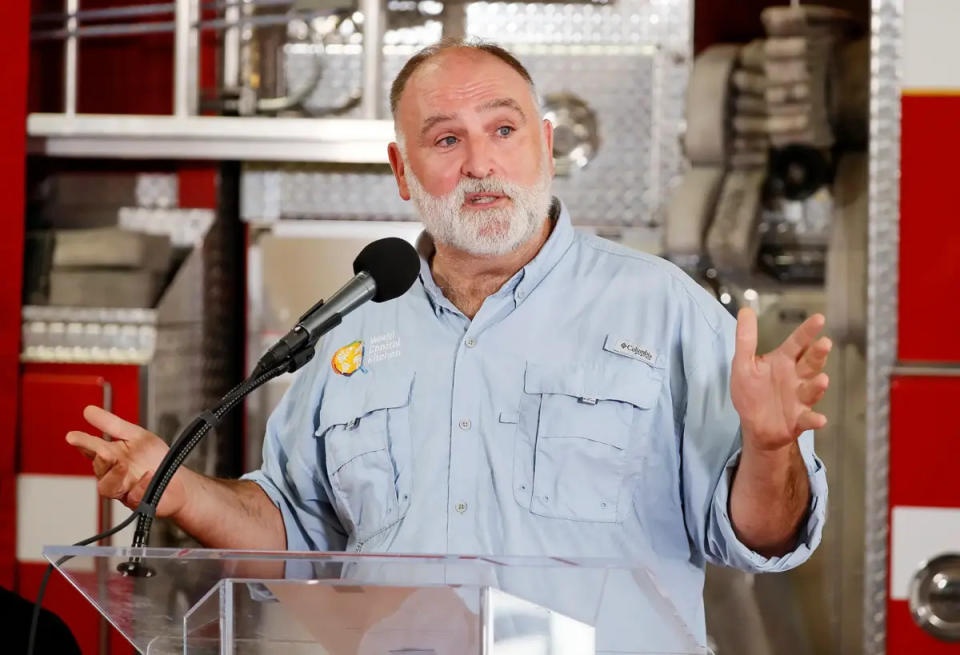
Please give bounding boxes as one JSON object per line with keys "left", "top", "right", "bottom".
{"left": 436, "top": 135, "right": 459, "bottom": 148}
{"left": 496, "top": 125, "right": 514, "bottom": 138}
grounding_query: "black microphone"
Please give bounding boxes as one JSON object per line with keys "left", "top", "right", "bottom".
{"left": 253, "top": 237, "right": 420, "bottom": 376}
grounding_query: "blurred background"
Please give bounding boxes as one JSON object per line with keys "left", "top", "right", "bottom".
{"left": 1, "top": 0, "right": 956, "bottom": 653}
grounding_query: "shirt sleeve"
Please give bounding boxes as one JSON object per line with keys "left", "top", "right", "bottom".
{"left": 706, "top": 433, "right": 827, "bottom": 571}
{"left": 240, "top": 353, "right": 347, "bottom": 553}
{"left": 675, "top": 279, "right": 827, "bottom": 572}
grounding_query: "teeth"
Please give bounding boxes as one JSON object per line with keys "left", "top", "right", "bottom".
{"left": 470, "top": 195, "right": 498, "bottom": 204}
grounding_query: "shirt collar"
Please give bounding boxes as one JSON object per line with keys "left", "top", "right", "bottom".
{"left": 513, "top": 197, "right": 573, "bottom": 305}
{"left": 416, "top": 234, "right": 458, "bottom": 316}
{"left": 416, "top": 197, "right": 575, "bottom": 316}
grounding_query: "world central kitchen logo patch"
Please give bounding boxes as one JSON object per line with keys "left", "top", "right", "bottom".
{"left": 332, "top": 340, "right": 366, "bottom": 376}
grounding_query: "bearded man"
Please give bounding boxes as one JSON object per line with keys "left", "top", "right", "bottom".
{"left": 67, "top": 39, "right": 830, "bottom": 647}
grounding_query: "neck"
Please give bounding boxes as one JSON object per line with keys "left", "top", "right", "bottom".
{"left": 431, "top": 217, "right": 553, "bottom": 319}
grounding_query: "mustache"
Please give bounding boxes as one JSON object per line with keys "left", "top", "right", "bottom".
{"left": 454, "top": 176, "right": 521, "bottom": 202}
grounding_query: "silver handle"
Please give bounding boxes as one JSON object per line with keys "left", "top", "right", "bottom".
{"left": 909, "top": 553, "right": 960, "bottom": 641}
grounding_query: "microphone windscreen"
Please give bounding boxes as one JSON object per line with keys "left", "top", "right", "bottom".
{"left": 353, "top": 237, "right": 421, "bottom": 302}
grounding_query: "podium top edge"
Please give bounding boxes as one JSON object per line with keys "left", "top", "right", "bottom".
{"left": 43, "top": 544, "right": 655, "bottom": 570}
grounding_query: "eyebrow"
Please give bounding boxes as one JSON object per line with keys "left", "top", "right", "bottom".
{"left": 418, "top": 97, "right": 528, "bottom": 139}
{"left": 475, "top": 97, "right": 527, "bottom": 122}
{"left": 419, "top": 113, "right": 457, "bottom": 138}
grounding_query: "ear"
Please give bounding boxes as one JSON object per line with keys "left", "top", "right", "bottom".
{"left": 387, "top": 142, "right": 411, "bottom": 201}
{"left": 542, "top": 118, "right": 555, "bottom": 177}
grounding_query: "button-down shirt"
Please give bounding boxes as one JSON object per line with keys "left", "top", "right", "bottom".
{"left": 242, "top": 198, "right": 828, "bottom": 648}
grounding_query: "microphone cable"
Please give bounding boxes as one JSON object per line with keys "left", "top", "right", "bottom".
{"left": 27, "top": 511, "right": 140, "bottom": 655}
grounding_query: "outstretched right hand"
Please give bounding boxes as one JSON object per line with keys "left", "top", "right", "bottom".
{"left": 66, "top": 406, "right": 189, "bottom": 519}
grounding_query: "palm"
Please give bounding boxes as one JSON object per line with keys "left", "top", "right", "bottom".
{"left": 730, "top": 309, "right": 832, "bottom": 451}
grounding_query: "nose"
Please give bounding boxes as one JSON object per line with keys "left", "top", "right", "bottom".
{"left": 460, "top": 138, "right": 496, "bottom": 179}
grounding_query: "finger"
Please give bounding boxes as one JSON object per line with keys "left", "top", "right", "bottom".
{"left": 65, "top": 432, "right": 121, "bottom": 478}
{"left": 797, "top": 373, "right": 830, "bottom": 406}
{"left": 66, "top": 430, "right": 113, "bottom": 460}
{"left": 734, "top": 308, "right": 759, "bottom": 371}
{"left": 797, "top": 409, "right": 828, "bottom": 432}
{"left": 779, "top": 313, "right": 826, "bottom": 360}
{"left": 92, "top": 453, "right": 120, "bottom": 479}
{"left": 83, "top": 405, "right": 147, "bottom": 442}
{"left": 797, "top": 336, "right": 833, "bottom": 379}
{"left": 65, "top": 430, "right": 98, "bottom": 459}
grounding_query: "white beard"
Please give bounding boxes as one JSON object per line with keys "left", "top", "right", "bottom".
{"left": 402, "top": 146, "right": 554, "bottom": 257}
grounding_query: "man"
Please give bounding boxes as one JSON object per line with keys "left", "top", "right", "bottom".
{"left": 67, "top": 39, "right": 829, "bottom": 646}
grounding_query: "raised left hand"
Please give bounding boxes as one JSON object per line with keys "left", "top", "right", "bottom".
{"left": 730, "top": 308, "right": 833, "bottom": 451}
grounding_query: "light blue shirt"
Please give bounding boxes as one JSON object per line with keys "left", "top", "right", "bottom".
{"left": 242, "top": 198, "right": 827, "bottom": 647}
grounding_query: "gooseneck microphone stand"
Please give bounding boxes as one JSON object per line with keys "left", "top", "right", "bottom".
{"left": 28, "top": 317, "right": 330, "bottom": 655}
{"left": 117, "top": 308, "right": 337, "bottom": 577}
{"left": 29, "top": 237, "right": 422, "bottom": 654}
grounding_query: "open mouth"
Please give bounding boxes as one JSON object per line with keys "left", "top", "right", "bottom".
{"left": 464, "top": 193, "right": 508, "bottom": 208}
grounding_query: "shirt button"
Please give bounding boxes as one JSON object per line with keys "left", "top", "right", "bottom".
{"left": 464, "top": 337, "right": 476, "bottom": 348}
{"left": 458, "top": 419, "right": 471, "bottom": 431}
{"left": 516, "top": 290, "right": 526, "bottom": 300}
{"left": 455, "top": 502, "right": 468, "bottom": 513}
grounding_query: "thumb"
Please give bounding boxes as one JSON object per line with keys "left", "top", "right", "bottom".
{"left": 126, "top": 470, "right": 153, "bottom": 509}
{"left": 734, "top": 307, "right": 758, "bottom": 370}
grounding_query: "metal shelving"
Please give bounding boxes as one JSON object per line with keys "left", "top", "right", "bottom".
{"left": 28, "top": 0, "right": 393, "bottom": 163}
{"left": 26, "top": 114, "right": 395, "bottom": 163}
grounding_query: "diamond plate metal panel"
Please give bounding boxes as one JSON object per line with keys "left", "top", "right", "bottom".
{"left": 467, "top": 0, "right": 690, "bottom": 51}
{"left": 243, "top": 162, "right": 413, "bottom": 220}
{"left": 532, "top": 47, "right": 658, "bottom": 225}
{"left": 118, "top": 207, "right": 215, "bottom": 247}
{"left": 243, "top": 0, "right": 691, "bottom": 229}
{"left": 134, "top": 173, "right": 178, "bottom": 209}
{"left": 865, "top": 1, "right": 901, "bottom": 654}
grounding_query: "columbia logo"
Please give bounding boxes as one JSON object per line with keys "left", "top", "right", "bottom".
{"left": 620, "top": 342, "right": 653, "bottom": 360}
{"left": 606, "top": 336, "right": 658, "bottom": 364}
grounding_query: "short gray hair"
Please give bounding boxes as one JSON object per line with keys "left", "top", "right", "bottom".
{"left": 390, "top": 38, "right": 538, "bottom": 116}
{"left": 390, "top": 38, "right": 541, "bottom": 148}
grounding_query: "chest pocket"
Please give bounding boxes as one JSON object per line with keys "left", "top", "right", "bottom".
{"left": 315, "top": 369, "right": 414, "bottom": 544}
{"left": 512, "top": 359, "right": 662, "bottom": 523}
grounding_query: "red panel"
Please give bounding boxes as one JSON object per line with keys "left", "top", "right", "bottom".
{"left": 18, "top": 562, "right": 106, "bottom": 655}
{"left": 18, "top": 563, "right": 136, "bottom": 655}
{"left": 0, "top": 0, "right": 29, "bottom": 591}
{"left": 889, "top": 376, "right": 960, "bottom": 508}
{"left": 78, "top": 34, "right": 175, "bottom": 115}
{"left": 30, "top": 0, "right": 218, "bottom": 115}
{"left": 23, "top": 363, "right": 141, "bottom": 424}
{"left": 19, "top": 374, "right": 110, "bottom": 476}
{"left": 74, "top": 0, "right": 175, "bottom": 115}
{"left": 18, "top": 364, "right": 141, "bottom": 655}
{"left": 179, "top": 165, "right": 219, "bottom": 208}
{"left": 889, "top": 376, "right": 960, "bottom": 654}
{"left": 887, "top": 598, "right": 960, "bottom": 655}
{"left": 899, "top": 95, "right": 960, "bottom": 362}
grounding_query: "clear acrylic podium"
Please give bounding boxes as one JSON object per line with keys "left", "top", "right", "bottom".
{"left": 44, "top": 545, "right": 707, "bottom": 655}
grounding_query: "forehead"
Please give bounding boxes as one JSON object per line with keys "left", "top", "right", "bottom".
{"left": 398, "top": 49, "right": 534, "bottom": 122}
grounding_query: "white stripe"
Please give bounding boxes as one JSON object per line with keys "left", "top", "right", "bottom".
{"left": 271, "top": 219, "right": 423, "bottom": 243}
{"left": 17, "top": 474, "right": 98, "bottom": 571}
{"left": 904, "top": 0, "right": 960, "bottom": 90}
{"left": 890, "top": 505, "right": 960, "bottom": 600}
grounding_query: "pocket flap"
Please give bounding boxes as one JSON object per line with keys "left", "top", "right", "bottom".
{"left": 537, "top": 398, "right": 631, "bottom": 447}
{"left": 523, "top": 360, "right": 660, "bottom": 409}
{"left": 316, "top": 369, "right": 415, "bottom": 434}
{"left": 325, "top": 415, "right": 390, "bottom": 472}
